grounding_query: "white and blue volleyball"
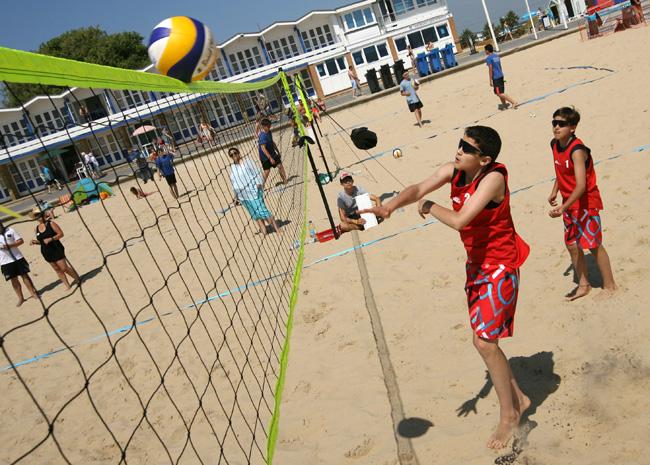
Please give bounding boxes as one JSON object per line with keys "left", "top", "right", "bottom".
{"left": 147, "top": 16, "right": 218, "bottom": 83}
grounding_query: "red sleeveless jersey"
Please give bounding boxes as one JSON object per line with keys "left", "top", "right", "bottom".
{"left": 450, "top": 163, "right": 529, "bottom": 268}
{"left": 551, "top": 136, "right": 603, "bottom": 211}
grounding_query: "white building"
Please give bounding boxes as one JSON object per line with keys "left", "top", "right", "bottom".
{"left": 0, "top": 0, "right": 459, "bottom": 202}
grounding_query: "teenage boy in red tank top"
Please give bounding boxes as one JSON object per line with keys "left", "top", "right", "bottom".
{"left": 360, "top": 126, "right": 530, "bottom": 449}
{"left": 547, "top": 107, "right": 617, "bottom": 301}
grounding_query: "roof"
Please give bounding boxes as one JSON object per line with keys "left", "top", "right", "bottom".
{"left": 219, "top": 0, "right": 376, "bottom": 47}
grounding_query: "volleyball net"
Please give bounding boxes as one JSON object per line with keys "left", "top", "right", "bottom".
{"left": 0, "top": 46, "right": 311, "bottom": 464}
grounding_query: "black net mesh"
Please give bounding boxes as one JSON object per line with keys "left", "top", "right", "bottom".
{"left": 0, "top": 77, "right": 305, "bottom": 464}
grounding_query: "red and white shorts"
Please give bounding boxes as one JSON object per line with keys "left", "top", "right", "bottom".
{"left": 563, "top": 209, "right": 602, "bottom": 250}
{"left": 466, "top": 263, "right": 520, "bottom": 340}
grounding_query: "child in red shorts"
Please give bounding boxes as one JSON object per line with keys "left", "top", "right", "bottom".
{"left": 361, "top": 126, "right": 530, "bottom": 449}
{"left": 547, "top": 107, "right": 617, "bottom": 300}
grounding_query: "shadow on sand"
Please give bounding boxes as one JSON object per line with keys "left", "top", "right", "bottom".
{"left": 456, "top": 351, "right": 561, "bottom": 464}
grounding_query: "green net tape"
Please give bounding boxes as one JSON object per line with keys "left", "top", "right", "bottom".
{"left": 0, "top": 46, "right": 280, "bottom": 94}
{"left": 265, "top": 71, "right": 308, "bottom": 465}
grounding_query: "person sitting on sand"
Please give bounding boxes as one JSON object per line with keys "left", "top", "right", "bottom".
{"left": 129, "top": 187, "right": 155, "bottom": 199}
{"left": 337, "top": 171, "right": 380, "bottom": 233}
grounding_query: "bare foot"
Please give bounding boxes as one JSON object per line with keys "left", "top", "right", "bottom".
{"left": 487, "top": 412, "right": 520, "bottom": 449}
{"left": 16, "top": 298, "right": 25, "bottom": 307}
{"left": 594, "top": 286, "right": 617, "bottom": 300}
{"left": 565, "top": 284, "right": 591, "bottom": 301}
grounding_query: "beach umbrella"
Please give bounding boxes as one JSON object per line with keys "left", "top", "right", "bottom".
{"left": 131, "top": 125, "right": 157, "bottom": 136}
{"left": 521, "top": 11, "right": 538, "bottom": 21}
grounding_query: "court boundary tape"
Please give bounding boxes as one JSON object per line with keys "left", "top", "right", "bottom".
{"left": 328, "top": 65, "right": 615, "bottom": 138}
{"left": 3, "top": 139, "right": 647, "bottom": 374}
{"left": 2, "top": 109, "right": 645, "bottom": 377}
{"left": 344, "top": 71, "right": 615, "bottom": 172}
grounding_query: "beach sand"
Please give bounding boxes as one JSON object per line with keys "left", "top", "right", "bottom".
{"left": 275, "top": 28, "right": 650, "bottom": 465}
{"left": 1, "top": 27, "right": 650, "bottom": 465}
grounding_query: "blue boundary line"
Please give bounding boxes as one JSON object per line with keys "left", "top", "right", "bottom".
{"left": 3, "top": 141, "right": 647, "bottom": 373}
{"left": 1, "top": 69, "right": 634, "bottom": 374}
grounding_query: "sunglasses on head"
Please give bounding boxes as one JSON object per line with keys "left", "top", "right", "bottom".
{"left": 551, "top": 119, "right": 570, "bottom": 128}
{"left": 458, "top": 138, "right": 482, "bottom": 155}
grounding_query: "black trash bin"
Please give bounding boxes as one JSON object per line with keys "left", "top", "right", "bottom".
{"left": 365, "top": 68, "right": 381, "bottom": 94}
{"left": 392, "top": 59, "right": 405, "bottom": 84}
{"left": 379, "top": 64, "right": 395, "bottom": 89}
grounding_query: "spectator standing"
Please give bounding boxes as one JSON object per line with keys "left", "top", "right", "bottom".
{"left": 1, "top": 219, "right": 38, "bottom": 307}
{"left": 30, "top": 209, "right": 79, "bottom": 290}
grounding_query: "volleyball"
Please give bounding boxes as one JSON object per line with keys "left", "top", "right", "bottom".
{"left": 147, "top": 16, "right": 218, "bottom": 83}
{"left": 393, "top": 148, "right": 403, "bottom": 158}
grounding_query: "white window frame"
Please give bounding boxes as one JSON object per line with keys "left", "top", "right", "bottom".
{"left": 316, "top": 56, "right": 347, "bottom": 78}
{"left": 266, "top": 35, "right": 300, "bottom": 63}
{"left": 229, "top": 46, "right": 264, "bottom": 75}
{"left": 393, "top": 0, "right": 416, "bottom": 16}
{"left": 436, "top": 23, "right": 450, "bottom": 38}
{"left": 301, "top": 24, "right": 335, "bottom": 52}
{"left": 343, "top": 7, "right": 376, "bottom": 31}
{"left": 351, "top": 42, "right": 390, "bottom": 65}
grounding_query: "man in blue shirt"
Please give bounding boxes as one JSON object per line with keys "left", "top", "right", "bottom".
{"left": 155, "top": 150, "right": 179, "bottom": 199}
{"left": 399, "top": 71, "right": 424, "bottom": 127}
{"left": 258, "top": 119, "right": 287, "bottom": 185}
{"left": 485, "top": 44, "right": 518, "bottom": 110}
{"left": 41, "top": 165, "right": 62, "bottom": 193}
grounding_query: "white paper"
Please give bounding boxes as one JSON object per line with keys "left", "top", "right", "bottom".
{"left": 355, "top": 193, "right": 378, "bottom": 229}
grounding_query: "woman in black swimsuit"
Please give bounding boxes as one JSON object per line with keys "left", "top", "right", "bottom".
{"left": 30, "top": 209, "right": 79, "bottom": 289}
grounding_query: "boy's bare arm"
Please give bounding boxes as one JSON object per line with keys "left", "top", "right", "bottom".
{"left": 359, "top": 163, "right": 454, "bottom": 218}
{"left": 548, "top": 179, "right": 560, "bottom": 206}
{"left": 550, "top": 149, "right": 587, "bottom": 217}
{"left": 420, "top": 171, "right": 505, "bottom": 230}
{"left": 488, "top": 64, "right": 494, "bottom": 86}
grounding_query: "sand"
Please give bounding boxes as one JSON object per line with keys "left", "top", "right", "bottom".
{"left": 2, "top": 27, "right": 650, "bottom": 465}
{"left": 275, "top": 28, "right": 650, "bottom": 465}
{"left": 0, "top": 120, "right": 304, "bottom": 464}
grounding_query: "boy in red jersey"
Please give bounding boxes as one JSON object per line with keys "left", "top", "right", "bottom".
{"left": 361, "top": 126, "right": 530, "bottom": 449}
{"left": 547, "top": 107, "right": 617, "bottom": 300}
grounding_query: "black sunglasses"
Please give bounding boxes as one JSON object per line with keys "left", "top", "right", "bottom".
{"left": 458, "top": 138, "right": 482, "bottom": 155}
{"left": 551, "top": 119, "right": 570, "bottom": 128}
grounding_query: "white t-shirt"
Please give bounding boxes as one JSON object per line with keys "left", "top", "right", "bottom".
{"left": 229, "top": 158, "right": 263, "bottom": 201}
{"left": 0, "top": 227, "right": 25, "bottom": 265}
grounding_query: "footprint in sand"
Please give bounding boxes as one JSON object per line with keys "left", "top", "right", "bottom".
{"left": 302, "top": 308, "right": 325, "bottom": 323}
{"left": 293, "top": 380, "right": 311, "bottom": 394}
{"left": 338, "top": 340, "right": 357, "bottom": 350}
{"left": 344, "top": 437, "right": 373, "bottom": 458}
{"left": 316, "top": 322, "right": 331, "bottom": 338}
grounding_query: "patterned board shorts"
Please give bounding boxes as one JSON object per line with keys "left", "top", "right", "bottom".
{"left": 563, "top": 209, "right": 602, "bottom": 250}
{"left": 466, "top": 263, "right": 520, "bottom": 340}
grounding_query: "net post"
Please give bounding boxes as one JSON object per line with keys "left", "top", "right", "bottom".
{"left": 279, "top": 71, "right": 339, "bottom": 240}
{"left": 294, "top": 75, "right": 333, "bottom": 180}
